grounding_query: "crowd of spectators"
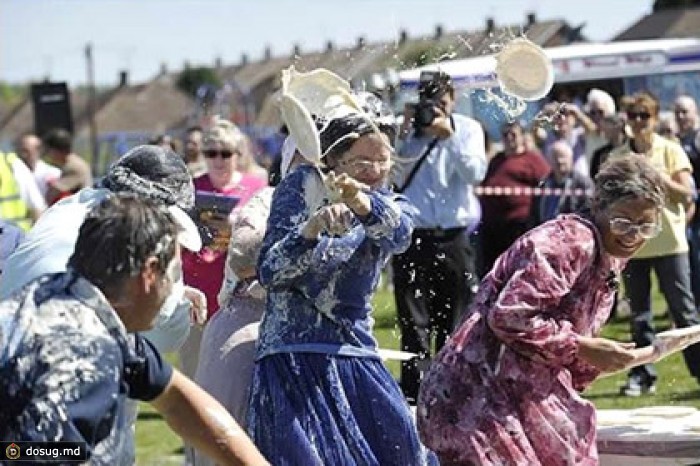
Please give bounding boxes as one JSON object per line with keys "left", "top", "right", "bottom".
{"left": 2, "top": 76, "right": 700, "bottom": 465}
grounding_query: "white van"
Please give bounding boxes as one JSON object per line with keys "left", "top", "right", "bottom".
{"left": 398, "top": 38, "right": 700, "bottom": 138}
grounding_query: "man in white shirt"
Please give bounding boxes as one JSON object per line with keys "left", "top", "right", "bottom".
{"left": 391, "top": 71, "right": 487, "bottom": 402}
{"left": 16, "top": 133, "right": 61, "bottom": 198}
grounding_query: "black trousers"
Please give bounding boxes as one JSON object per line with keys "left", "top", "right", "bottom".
{"left": 391, "top": 228, "right": 477, "bottom": 403}
{"left": 478, "top": 220, "right": 531, "bottom": 277}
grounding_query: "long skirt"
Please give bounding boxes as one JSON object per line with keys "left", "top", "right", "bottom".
{"left": 192, "top": 296, "right": 264, "bottom": 466}
{"left": 247, "top": 352, "right": 436, "bottom": 466}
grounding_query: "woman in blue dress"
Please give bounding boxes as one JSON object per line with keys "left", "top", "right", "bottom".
{"left": 247, "top": 93, "right": 433, "bottom": 465}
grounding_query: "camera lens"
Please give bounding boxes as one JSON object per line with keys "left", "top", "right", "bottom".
{"left": 413, "top": 100, "right": 437, "bottom": 129}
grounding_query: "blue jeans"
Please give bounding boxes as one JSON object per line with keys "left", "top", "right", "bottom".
{"left": 623, "top": 253, "right": 700, "bottom": 383}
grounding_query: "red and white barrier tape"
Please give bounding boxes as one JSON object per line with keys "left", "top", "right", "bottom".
{"left": 475, "top": 186, "right": 593, "bottom": 197}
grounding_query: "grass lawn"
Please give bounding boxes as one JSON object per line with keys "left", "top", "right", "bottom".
{"left": 135, "top": 285, "right": 700, "bottom": 464}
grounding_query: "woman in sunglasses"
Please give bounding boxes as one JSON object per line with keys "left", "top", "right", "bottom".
{"left": 179, "top": 117, "right": 267, "bottom": 464}
{"left": 179, "top": 118, "right": 267, "bottom": 372}
{"left": 608, "top": 92, "right": 700, "bottom": 397}
{"left": 417, "top": 154, "right": 671, "bottom": 465}
{"left": 184, "top": 117, "right": 266, "bottom": 321}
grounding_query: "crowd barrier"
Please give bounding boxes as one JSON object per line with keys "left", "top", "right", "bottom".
{"left": 474, "top": 186, "right": 593, "bottom": 196}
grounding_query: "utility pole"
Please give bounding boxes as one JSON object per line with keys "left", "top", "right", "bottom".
{"left": 85, "top": 43, "right": 99, "bottom": 175}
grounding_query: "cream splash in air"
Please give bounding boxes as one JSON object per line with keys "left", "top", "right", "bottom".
{"left": 495, "top": 37, "right": 554, "bottom": 101}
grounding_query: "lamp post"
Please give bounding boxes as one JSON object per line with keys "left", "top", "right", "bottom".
{"left": 85, "top": 43, "right": 99, "bottom": 174}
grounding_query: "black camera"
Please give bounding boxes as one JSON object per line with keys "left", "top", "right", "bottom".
{"left": 410, "top": 71, "right": 453, "bottom": 131}
{"left": 412, "top": 100, "right": 438, "bottom": 129}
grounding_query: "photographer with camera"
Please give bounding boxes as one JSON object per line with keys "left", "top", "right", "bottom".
{"left": 392, "top": 71, "right": 487, "bottom": 403}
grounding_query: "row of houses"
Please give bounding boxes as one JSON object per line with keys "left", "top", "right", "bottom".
{"left": 0, "top": 7, "right": 698, "bottom": 168}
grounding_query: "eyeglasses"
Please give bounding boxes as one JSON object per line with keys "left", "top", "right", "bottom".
{"left": 589, "top": 109, "right": 605, "bottom": 117}
{"left": 609, "top": 217, "right": 660, "bottom": 239}
{"left": 340, "top": 159, "right": 391, "bottom": 172}
{"left": 626, "top": 111, "right": 652, "bottom": 121}
{"left": 204, "top": 149, "right": 236, "bottom": 159}
{"left": 675, "top": 108, "right": 689, "bottom": 115}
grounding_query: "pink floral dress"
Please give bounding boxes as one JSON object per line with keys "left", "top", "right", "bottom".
{"left": 417, "top": 214, "right": 627, "bottom": 466}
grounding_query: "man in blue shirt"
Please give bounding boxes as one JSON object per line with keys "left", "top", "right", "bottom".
{"left": 391, "top": 71, "right": 487, "bottom": 402}
{"left": 0, "top": 195, "right": 268, "bottom": 466}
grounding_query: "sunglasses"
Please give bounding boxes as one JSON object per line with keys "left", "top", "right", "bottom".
{"left": 204, "top": 149, "right": 235, "bottom": 159}
{"left": 626, "top": 111, "right": 652, "bottom": 121}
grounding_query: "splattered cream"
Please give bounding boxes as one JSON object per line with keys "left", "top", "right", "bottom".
{"left": 205, "top": 407, "right": 243, "bottom": 438}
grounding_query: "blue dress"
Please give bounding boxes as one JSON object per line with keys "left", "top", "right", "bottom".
{"left": 248, "top": 165, "right": 434, "bottom": 465}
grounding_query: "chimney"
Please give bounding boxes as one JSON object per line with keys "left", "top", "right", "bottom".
{"left": 264, "top": 45, "right": 272, "bottom": 61}
{"left": 325, "top": 40, "right": 334, "bottom": 53}
{"left": 486, "top": 17, "right": 495, "bottom": 33}
{"left": 434, "top": 24, "right": 444, "bottom": 40}
{"left": 214, "top": 56, "right": 223, "bottom": 70}
{"left": 527, "top": 12, "right": 537, "bottom": 27}
{"left": 159, "top": 62, "right": 168, "bottom": 76}
{"left": 292, "top": 43, "right": 302, "bottom": 57}
{"left": 399, "top": 29, "right": 408, "bottom": 44}
{"left": 356, "top": 36, "right": 366, "bottom": 50}
{"left": 183, "top": 60, "right": 191, "bottom": 70}
{"left": 118, "top": 70, "right": 128, "bottom": 87}
{"left": 240, "top": 53, "right": 249, "bottom": 65}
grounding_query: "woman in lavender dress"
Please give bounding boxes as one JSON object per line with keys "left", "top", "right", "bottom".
{"left": 417, "top": 154, "right": 669, "bottom": 466}
{"left": 247, "top": 93, "right": 434, "bottom": 465}
{"left": 192, "top": 187, "right": 273, "bottom": 466}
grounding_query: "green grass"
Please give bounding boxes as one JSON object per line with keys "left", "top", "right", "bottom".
{"left": 135, "top": 402, "right": 183, "bottom": 466}
{"left": 582, "top": 311, "right": 700, "bottom": 410}
{"left": 136, "top": 285, "right": 700, "bottom": 463}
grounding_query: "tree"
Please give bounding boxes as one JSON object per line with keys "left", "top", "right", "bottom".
{"left": 0, "top": 82, "right": 27, "bottom": 107}
{"left": 400, "top": 43, "right": 456, "bottom": 69}
{"left": 176, "top": 67, "right": 221, "bottom": 98}
{"left": 653, "top": 0, "right": 700, "bottom": 11}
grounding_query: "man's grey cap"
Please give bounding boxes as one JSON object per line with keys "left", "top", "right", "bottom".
{"left": 99, "top": 145, "right": 201, "bottom": 251}
{"left": 99, "top": 145, "right": 195, "bottom": 211}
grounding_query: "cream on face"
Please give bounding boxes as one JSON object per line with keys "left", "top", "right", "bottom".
{"left": 335, "top": 133, "right": 392, "bottom": 188}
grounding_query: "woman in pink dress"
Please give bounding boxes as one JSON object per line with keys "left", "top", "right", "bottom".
{"left": 417, "top": 154, "right": 668, "bottom": 466}
{"left": 183, "top": 118, "right": 267, "bottom": 325}
{"left": 179, "top": 117, "right": 266, "bottom": 465}
{"left": 179, "top": 118, "right": 266, "bottom": 379}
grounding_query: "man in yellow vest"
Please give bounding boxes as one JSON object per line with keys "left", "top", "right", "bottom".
{"left": 0, "top": 151, "right": 46, "bottom": 230}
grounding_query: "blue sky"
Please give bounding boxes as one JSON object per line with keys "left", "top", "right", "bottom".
{"left": 2, "top": 0, "right": 652, "bottom": 86}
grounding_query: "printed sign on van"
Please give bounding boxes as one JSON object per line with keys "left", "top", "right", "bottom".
{"left": 554, "top": 52, "right": 667, "bottom": 76}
